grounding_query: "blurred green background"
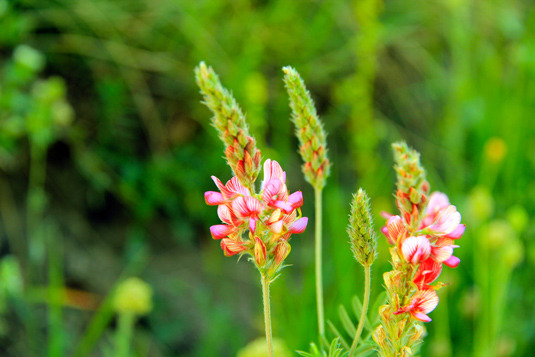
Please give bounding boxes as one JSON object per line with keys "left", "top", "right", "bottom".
{"left": 0, "top": 0, "right": 534, "bottom": 356}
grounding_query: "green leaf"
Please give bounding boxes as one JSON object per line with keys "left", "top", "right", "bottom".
{"left": 352, "top": 296, "right": 372, "bottom": 332}
{"left": 338, "top": 304, "right": 357, "bottom": 337}
{"left": 327, "top": 320, "right": 350, "bottom": 350}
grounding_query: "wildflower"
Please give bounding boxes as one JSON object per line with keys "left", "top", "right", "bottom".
{"left": 413, "top": 258, "right": 442, "bottom": 290}
{"left": 402, "top": 236, "right": 431, "bottom": 264}
{"left": 394, "top": 289, "right": 439, "bottom": 322}
{"left": 221, "top": 238, "right": 248, "bottom": 257}
{"left": 232, "top": 196, "right": 263, "bottom": 233}
{"left": 384, "top": 215, "right": 407, "bottom": 245}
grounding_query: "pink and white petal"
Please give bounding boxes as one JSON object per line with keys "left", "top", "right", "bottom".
{"left": 387, "top": 216, "right": 406, "bottom": 243}
{"left": 226, "top": 177, "right": 250, "bottom": 197}
{"left": 205, "top": 191, "right": 225, "bottom": 205}
{"left": 445, "top": 224, "right": 465, "bottom": 239}
{"left": 210, "top": 224, "right": 234, "bottom": 239}
{"left": 249, "top": 217, "right": 257, "bottom": 233}
{"left": 402, "top": 236, "right": 431, "bottom": 264}
{"left": 418, "top": 290, "right": 439, "bottom": 314}
{"left": 288, "top": 191, "right": 303, "bottom": 209}
{"left": 289, "top": 217, "right": 308, "bottom": 234}
{"left": 262, "top": 159, "right": 285, "bottom": 188}
{"left": 268, "top": 220, "right": 284, "bottom": 234}
{"left": 262, "top": 179, "right": 283, "bottom": 204}
{"left": 430, "top": 205, "right": 462, "bottom": 235}
{"left": 274, "top": 201, "right": 293, "bottom": 214}
{"left": 220, "top": 238, "right": 247, "bottom": 256}
{"left": 283, "top": 210, "right": 297, "bottom": 225}
{"left": 443, "top": 255, "right": 461, "bottom": 268}
{"left": 217, "top": 204, "right": 232, "bottom": 224}
{"left": 431, "top": 245, "right": 453, "bottom": 263}
{"left": 211, "top": 176, "right": 226, "bottom": 192}
{"left": 427, "top": 192, "right": 450, "bottom": 215}
{"left": 232, "top": 197, "right": 249, "bottom": 218}
{"left": 412, "top": 312, "right": 432, "bottom": 322}
{"left": 381, "top": 211, "right": 394, "bottom": 219}
{"left": 244, "top": 196, "right": 263, "bottom": 215}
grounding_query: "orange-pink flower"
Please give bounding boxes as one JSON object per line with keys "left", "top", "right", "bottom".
{"left": 394, "top": 289, "right": 439, "bottom": 322}
{"left": 220, "top": 238, "right": 248, "bottom": 256}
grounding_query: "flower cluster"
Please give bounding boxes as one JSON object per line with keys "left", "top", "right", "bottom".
{"left": 382, "top": 191, "right": 465, "bottom": 322}
{"left": 205, "top": 159, "right": 308, "bottom": 276}
{"left": 374, "top": 142, "right": 465, "bottom": 357}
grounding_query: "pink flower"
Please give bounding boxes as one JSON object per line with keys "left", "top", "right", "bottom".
{"left": 262, "top": 178, "right": 291, "bottom": 212}
{"left": 211, "top": 176, "right": 250, "bottom": 200}
{"left": 220, "top": 238, "right": 248, "bottom": 256}
{"left": 217, "top": 204, "right": 242, "bottom": 226}
{"left": 261, "top": 159, "right": 286, "bottom": 187}
{"left": 402, "top": 236, "right": 431, "bottom": 264}
{"left": 427, "top": 205, "right": 462, "bottom": 235}
{"left": 424, "top": 192, "right": 450, "bottom": 223}
{"left": 232, "top": 196, "right": 264, "bottom": 233}
{"left": 394, "top": 289, "right": 439, "bottom": 322}
{"left": 383, "top": 215, "right": 407, "bottom": 245}
{"left": 413, "top": 258, "right": 442, "bottom": 289}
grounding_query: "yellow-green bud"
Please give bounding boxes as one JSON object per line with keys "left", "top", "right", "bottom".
{"left": 283, "top": 66, "right": 330, "bottom": 190}
{"left": 114, "top": 277, "right": 153, "bottom": 316}
{"left": 347, "top": 188, "right": 378, "bottom": 266}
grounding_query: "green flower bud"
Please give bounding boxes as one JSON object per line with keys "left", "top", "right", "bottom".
{"left": 114, "top": 277, "right": 153, "bottom": 316}
{"left": 347, "top": 188, "right": 378, "bottom": 266}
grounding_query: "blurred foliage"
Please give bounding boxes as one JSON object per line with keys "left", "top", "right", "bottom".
{"left": 0, "top": 0, "right": 534, "bottom": 356}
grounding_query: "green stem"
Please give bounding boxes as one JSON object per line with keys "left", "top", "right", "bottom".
{"left": 314, "top": 187, "right": 325, "bottom": 338}
{"left": 115, "top": 312, "right": 135, "bottom": 357}
{"left": 261, "top": 274, "right": 273, "bottom": 357}
{"left": 48, "top": 234, "right": 64, "bottom": 357}
{"left": 349, "top": 264, "right": 371, "bottom": 356}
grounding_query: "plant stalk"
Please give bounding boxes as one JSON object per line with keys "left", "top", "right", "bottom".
{"left": 314, "top": 187, "right": 325, "bottom": 337}
{"left": 114, "top": 312, "right": 135, "bottom": 357}
{"left": 349, "top": 264, "right": 371, "bottom": 356}
{"left": 261, "top": 274, "right": 273, "bottom": 357}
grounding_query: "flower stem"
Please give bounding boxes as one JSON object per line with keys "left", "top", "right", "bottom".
{"left": 314, "top": 187, "right": 325, "bottom": 337}
{"left": 349, "top": 264, "right": 371, "bottom": 356}
{"left": 261, "top": 274, "right": 273, "bottom": 357}
{"left": 114, "top": 312, "right": 135, "bottom": 357}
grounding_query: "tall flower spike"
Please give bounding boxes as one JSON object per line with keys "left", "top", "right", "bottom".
{"left": 283, "top": 66, "right": 330, "bottom": 189}
{"left": 195, "top": 62, "right": 262, "bottom": 189}
{"left": 392, "top": 142, "right": 430, "bottom": 230}
{"left": 347, "top": 188, "right": 378, "bottom": 267}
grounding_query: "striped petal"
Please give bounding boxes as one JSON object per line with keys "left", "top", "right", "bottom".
{"left": 428, "top": 205, "right": 462, "bottom": 235}
{"left": 220, "top": 239, "right": 247, "bottom": 256}
{"left": 210, "top": 224, "right": 234, "bottom": 240}
{"left": 205, "top": 191, "right": 225, "bottom": 206}
{"left": 431, "top": 245, "right": 453, "bottom": 263}
{"left": 288, "top": 217, "right": 308, "bottom": 234}
{"left": 402, "top": 236, "right": 431, "bottom": 264}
